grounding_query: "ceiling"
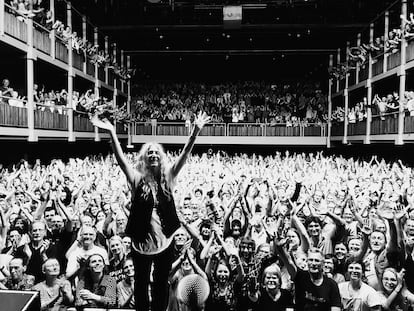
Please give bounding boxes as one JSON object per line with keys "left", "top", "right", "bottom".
{"left": 70, "top": 0, "right": 398, "bottom": 82}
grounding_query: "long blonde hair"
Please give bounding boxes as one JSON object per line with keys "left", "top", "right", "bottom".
{"left": 136, "top": 142, "right": 172, "bottom": 200}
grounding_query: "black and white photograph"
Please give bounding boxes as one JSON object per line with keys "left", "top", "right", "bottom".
{"left": 1, "top": 1, "right": 414, "bottom": 311}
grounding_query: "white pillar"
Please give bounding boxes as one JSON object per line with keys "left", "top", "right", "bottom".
{"left": 127, "top": 55, "right": 132, "bottom": 147}
{"left": 0, "top": 0, "right": 5, "bottom": 36}
{"left": 343, "top": 41, "right": 350, "bottom": 144}
{"left": 397, "top": 0, "right": 407, "bottom": 145}
{"left": 82, "top": 15, "right": 87, "bottom": 74}
{"left": 67, "top": 2, "right": 74, "bottom": 142}
{"left": 94, "top": 27, "right": 100, "bottom": 142}
{"left": 327, "top": 54, "right": 333, "bottom": 148}
{"left": 365, "top": 23, "right": 374, "bottom": 145}
{"left": 27, "top": 16, "right": 36, "bottom": 141}
{"left": 383, "top": 11, "right": 389, "bottom": 73}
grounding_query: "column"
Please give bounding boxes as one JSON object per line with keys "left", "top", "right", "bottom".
{"left": 336, "top": 48, "right": 341, "bottom": 93}
{"left": 343, "top": 41, "right": 350, "bottom": 144}
{"left": 82, "top": 15, "right": 87, "bottom": 74}
{"left": 356, "top": 33, "right": 361, "bottom": 84}
{"left": 127, "top": 55, "right": 133, "bottom": 147}
{"left": 104, "top": 36, "right": 109, "bottom": 84}
{"left": 27, "top": 14, "right": 35, "bottom": 141}
{"left": 397, "top": 0, "right": 407, "bottom": 145}
{"left": 383, "top": 11, "right": 389, "bottom": 73}
{"left": 94, "top": 27, "right": 100, "bottom": 142}
{"left": 0, "top": 0, "right": 5, "bottom": 36}
{"left": 327, "top": 54, "right": 333, "bottom": 148}
{"left": 67, "top": 2, "right": 74, "bottom": 142}
{"left": 121, "top": 50, "right": 125, "bottom": 93}
{"left": 50, "top": 0, "right": 55, "bottom": 59}
{"left": 365, "top": 23, "right": 374, "bottom": 144}
{"left": 112, "top": 43, "right": 117, "bottom": 133}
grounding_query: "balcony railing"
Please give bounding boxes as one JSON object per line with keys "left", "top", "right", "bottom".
{"left": 33, "top": 22, "right": 51, "bottom": 55}
{"left": 348, "top": 120, "right": 366, "bottom": 136}
{"left": 331, "top": 122, "right": 344, "bottom": 136}
{"left": 134, "top": 121, "right": 326, "bottom": 137}
{"left": 4, "top": 4, "right": 28, "bottom": 43}
{"left": 371, "top": 113, "right": 398, "bottom": 135}
{"left": 0, "top": 102, "right": 28, "bottom": 127}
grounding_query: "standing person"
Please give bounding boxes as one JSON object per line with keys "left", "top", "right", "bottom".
{"left": 91, "top": 111, "right": 210, "bottom": 311}
{"left": 275, "top": 240, "right": 341, "bottom": 311}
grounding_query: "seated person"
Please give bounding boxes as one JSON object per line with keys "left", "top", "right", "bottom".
{"left": 5, "top": 257, "right": 35, "bottom": 290}
{"left": 75, "top": 253, "right": 117, "bottom": 308}
{"left": 31, "top": 258, "right": 74, "bottom": 311}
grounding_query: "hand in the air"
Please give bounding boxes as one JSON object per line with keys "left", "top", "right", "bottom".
{"left": 194, "top": 111, "right": 211, "bottom": 130}
{"left": 90, "top": 115, "right": 115, "bottom": 132}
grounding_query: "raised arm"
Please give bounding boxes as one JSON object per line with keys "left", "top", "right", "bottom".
{"left": 170, "top": 112, "right": 210, "bottom": 180}
{"left": 91, "top": 115, "right": 136, "bottom": 186}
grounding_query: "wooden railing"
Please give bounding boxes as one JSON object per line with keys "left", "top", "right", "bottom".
{"left": 73, "top": 114, "right": 95, "bottom": 132}
{"left": 134, "top": 122, "right": 326, "bottom": 137}
{"left": 73, "top": 52, "right": 84, "bottom": 71}
{"left": 404, "top": 115, "right": 414, "bottom": 133}
{"left": 55, "top": 38, "right": 68, "bottom": 63}
{"left": 331, "top": 122, "right": 344, "bottom": 136}
{"left": 387, "top": 50, "right": 401, "bottom": 70}
{"left": 0, "top": 102, "right": 28, "bottom": 127}
{"left": 34, "top": 108, "right": 68, "bottom": 130}
{"left": 371, "top": 113, "right": 398, "bottom": 135}
{"left": 4, "top": 5, "right": 27, "bottom": 43}
{"left": 33, "top": 23, "right": 51, "bottom": 55}
{"left": 348, "top": 120, "right": 367, "bottom": 136}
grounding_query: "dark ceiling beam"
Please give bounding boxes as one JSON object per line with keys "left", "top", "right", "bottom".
{"left": 125, "top": 49, "right": 336, "bottom": 55}
{"left": 101, "top": 23, "right": 368, "bottom": 31}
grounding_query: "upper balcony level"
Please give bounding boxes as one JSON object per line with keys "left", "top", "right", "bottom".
{"left": 0, "top": 0, "right": 130, "bottom": 94}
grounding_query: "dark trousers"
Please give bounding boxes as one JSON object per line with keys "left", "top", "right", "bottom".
{"left": 132, "top": 244, "right": 174, "bottom": 311}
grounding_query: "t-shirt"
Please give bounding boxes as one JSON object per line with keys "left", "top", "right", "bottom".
{"left": 294, "top": 269, "right": 341, "bottom": 311}
{"left": 338, "top": 281, "right": 385, "bottom": 311}
{"left": 254, "top": 288, "right": 293, "bottom": 311}
{"left": 66, "top": 245, "right": 109, "bottom": 277}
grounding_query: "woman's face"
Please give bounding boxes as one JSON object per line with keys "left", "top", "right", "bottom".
{"left": 90, "top": 205, "right": 100, "bottom": 217}
{"left": 348, "top": 238, "right": 362, "bottom": 255}
{"left": 146, "top": 145, "right": 161, "bottom": 168}
{"left": 96, "top": 211, "right": 106, "bottom": 223}
{"left": 334, "top": 243, "right": 347, "bottom": 260}
{"left": 382, "top": 270, "right": 398, "bottom": 293}
{"left": 123, "top": 259, "right": 135, "bottom": 278}
{"left": 296, "top": 253, "right": 308, "bottom": 270}
{"left": 343, "top": 209, "right": 354, "bottom": 223}
{"left": 286, "top": 229, "right": 300, "bottom": 248}
{"left": 263, "top": 272, "right": 280, "bottom": 291}
{"left": 110, "top": 240, "right": 122, "bottom": 256}
{"left": 216, "top": 264, "right": 230, "bottom": 283}
{"left": 89, "top": 255, "right": 104, "bottom": 274}
{"left": 122, "top": 237, "right": 132, "bottom": 253}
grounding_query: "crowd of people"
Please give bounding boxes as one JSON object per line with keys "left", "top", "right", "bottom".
{"left": 132, "top": 81, "right": 328, "bottom": 126}
{"left": 331, "top": 90, "right": 414, "bottom": 123}
{"left": 0, "top": 111, "right": 413, "bottom": 311}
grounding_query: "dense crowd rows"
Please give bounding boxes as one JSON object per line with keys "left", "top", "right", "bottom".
{"left": 0, "top": 145, "right": 414, "bottom": 310}
{"left": 132, "top": 82, "right": 328, "bottom": 125}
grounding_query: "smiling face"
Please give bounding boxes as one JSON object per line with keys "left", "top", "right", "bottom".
{"left": 370, "top": 231, "right": 386, "bottom": 252}
{"left": 334, "top": 243, "right": 347, "bottom": 260}
{"left": 263, "top": 269, "right": 281, "bottom": 291}
{"left": 109, "top": 239, "right": 123, "bottom": 256}
{"left": 88, "top": 254, "right": 104, "bottom": 274}
{"left": 216, "top": 264, "right": 230, "bottom": 283}
{"left": 307, "top": 221, "right": 321, "bottom": 237}
{"left": 382, "top": 270, "right": 398, "bottom": 294}
{"left": 307, "top": 251, "right": 324, "bottom": 275}
{"left": 43, "top": 258, "right": 60, "bottom": 277}
{"left": 348, "top": 262, "right": 363, "bottom": 282}
{"left": 146, "top": 144, "right": 161, "bottom": 169}
{"left": 123, "top": 259, "right": 135, "bottom": 278}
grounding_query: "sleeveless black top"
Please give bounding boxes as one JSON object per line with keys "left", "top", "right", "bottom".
{"left": 126, "top": 179, "right": 180, "bottom": 246}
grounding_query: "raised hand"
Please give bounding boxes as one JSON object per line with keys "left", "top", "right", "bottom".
{"left": 194, "top": 111, "right": 211, "bottom": 131}
{"left": 90, "top": 115, "right": 115, "bottom": 132}
{"left": 360, "top": 218, "right": 373, "bottom": 235}
{"left": 394, "top": 204, "right": 407, "bottom": 220}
